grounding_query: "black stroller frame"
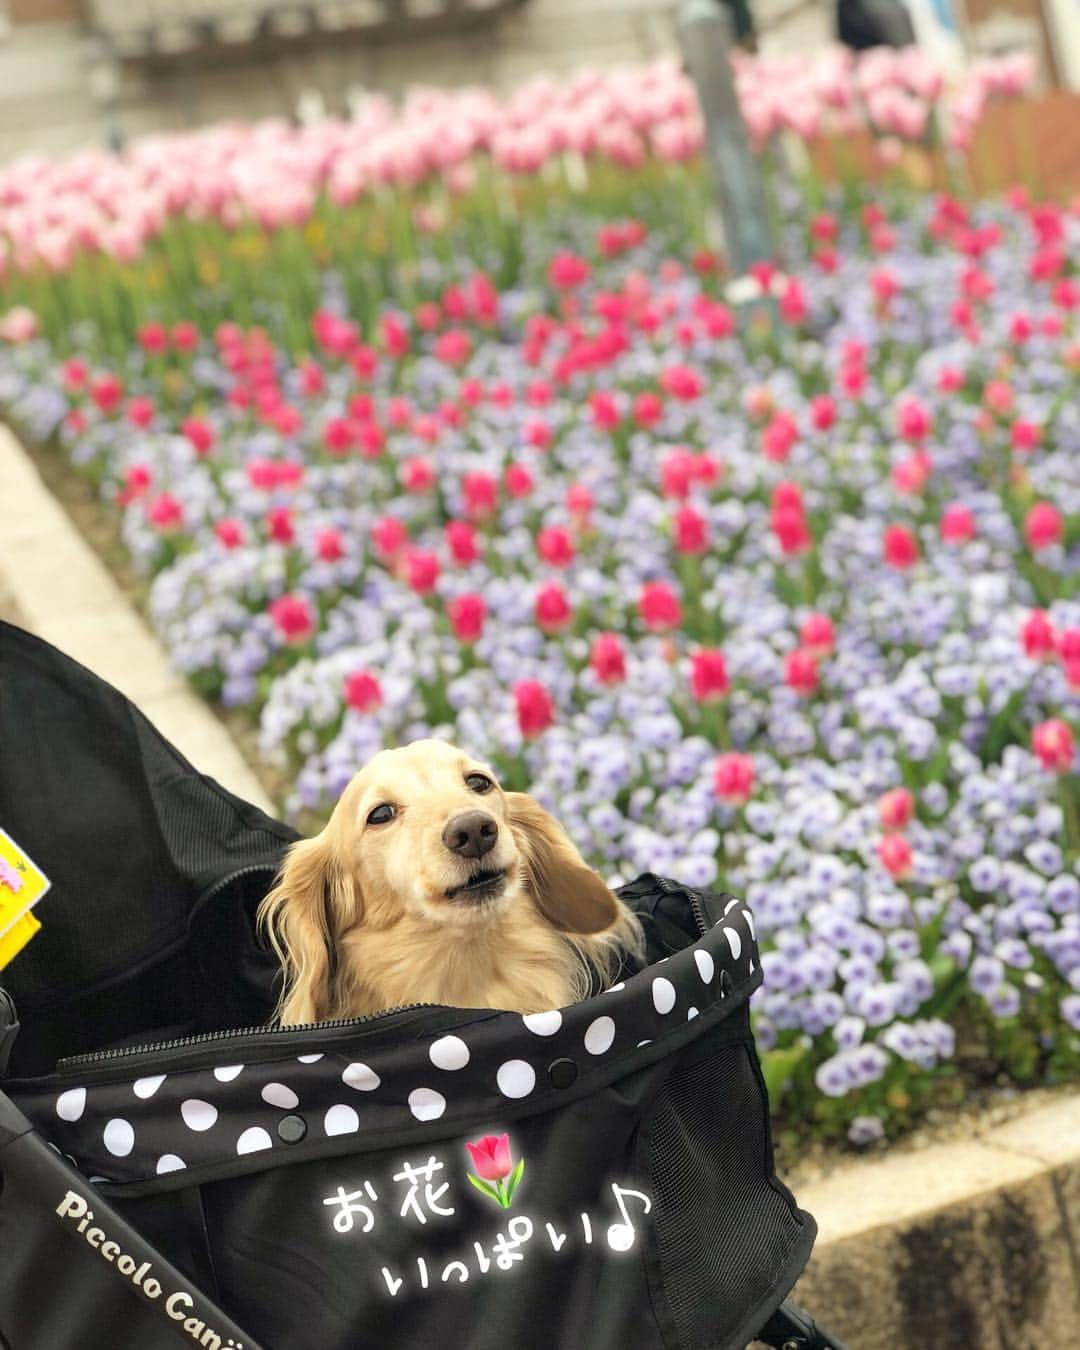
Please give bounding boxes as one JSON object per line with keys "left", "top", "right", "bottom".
{"left": 0, "top": 621, "right": 846, "bottom": 1350}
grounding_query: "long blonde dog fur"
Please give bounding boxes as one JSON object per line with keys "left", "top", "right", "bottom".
{"left": 258, "top": 740, "right": 643, "bottom": 1025}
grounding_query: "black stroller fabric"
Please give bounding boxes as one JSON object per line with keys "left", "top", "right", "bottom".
{"left": 0, "top": 621, "right": 817, "bottom": 1350}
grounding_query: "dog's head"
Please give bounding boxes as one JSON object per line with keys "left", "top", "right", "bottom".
{"left": 259, "top": 739, "right": 622, "bottom": 1024}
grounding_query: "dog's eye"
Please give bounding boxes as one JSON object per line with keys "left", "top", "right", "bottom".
{"left": 465, "top": 773, "right": 493, "bottom": 794}
{"left": 366, "top": 803, "right": 396, "bottom": 825}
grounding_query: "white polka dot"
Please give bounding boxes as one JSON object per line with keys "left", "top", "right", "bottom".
{"left": 408, "top": 1088, "right": 446, "bottom": 1121}
{"left": 297, "top": 1053, "right": 323, "bottom": 1064}
{"left": 213, "top": 1064, "right": 244, "bottom": 1083}
{"left": 56, "top": 1088, "right": 86, "bottom": 1122}
{"left": 342, "top": 1062, "right": 380, "bottom": 1092}
{"left": 133, "top": 1075, "right": 166, "bottom": 1100}
{"left": 237, "top": 1127, "right": 273, "bottom": 1155}
{"left": 496, "top": 1060, "right": 536, "bottom": 1099}
{"left": 723, "top": 927, "right": 742, "bottom": 961}
{"left": 724, "top": 898, "right": 740, "bottom": 914}
{"left": 429, "top": 1036, "right": 470, "bottom": 1071}
{"left": 652, "top": 977, "right": 676, "bottom": 1015}
{"left": 584, "top": 1015, "right": 615, "bottom": 1055}
{"left": 261, "top": 1083, "right": 299, "bottom": 1110}
{"left": 181, "top": 1099, "right": 218, "bottom": 1132}
{"left": 605, "top": 982, "right": 626, "bottom": 993}
{"left": 156, "top": 1154, "right": 186, "bottom": 1175}
{"left": 637, "top": 1039, "right": 652, "bottom": 1047}
{"left": 688, "top": 1006, "right": 699, "bottom": 1020}
{"left": 694, "top": 950, "right": 715, "bottom": 984}
{"left": 522, "top": 1010, "right": 562, "bottom": 1036}
{"left": 744, "top": 911, "right": 756, "bottom": 938}
{"left": 324, "top": 1104, "right": 360, "bottom": 1136}
{"left": 103, "top": 1118, "right": 135, "bottom": 1158}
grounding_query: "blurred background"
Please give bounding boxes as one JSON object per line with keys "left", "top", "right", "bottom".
{"left": 1, "top": 0, "right": 1077, "bottom": 165}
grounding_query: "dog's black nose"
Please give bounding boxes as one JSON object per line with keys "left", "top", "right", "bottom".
{"left": 442, "top": 811, "right": 498, "bottom": 860}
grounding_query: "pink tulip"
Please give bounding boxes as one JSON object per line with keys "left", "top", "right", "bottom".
{"left": 785, "top": 648, "right": 819, "bottom": 696}
{"left": 638, "top": 581, "right": 682, "bottom": 633}
{"left": 1025, "top": 503, "right": 1063, "bottom": 552}
{"left": 343, "top": 671, "right": 382, "bottom": 713}
{"left": 878, "top": 788, "right": 915, "bottom": 832}
{"left": 1032, "top": 720, "right": 1075, "bottom": 774}
{"left": 591, "top": 632, "right": 627, "bottom": 686}
{"left": 1021, "top": 611, "right": 1057, "bottom": 660}
{"left": 877, "top": 834, "right": 913, "bottom": 879}
{"left": 713, "top": 752, "right": 755, "bottom": 805}
{"left": 884, "top": 524, "right": 920, "bottom": 570}
{"left": 690, "top": 649, "right": 729, "bottom": 703}
{"left": 268, "top": 594, "right": 315, "bottom": 644}
{"left": 939, "top": 503, "right": 975, "bottom": 544}
{"left": 514, "top": 680, "right": 554, "bottom": 739}
{"left": 799, "top": 613, "right": 835, "bottom": 655}
{"left": 465, "top": 1133, "right": 513, "bottom": 1182}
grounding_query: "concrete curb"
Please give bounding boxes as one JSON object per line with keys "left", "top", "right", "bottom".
{"left": 791, "top": 1092, "right": 1080, "bottom": 1346}
{"left": 2, "top": 423, "right": 1078, "bottom": 1347}
{"left": 0, "top": 423, "right": 275, "bottom": 814}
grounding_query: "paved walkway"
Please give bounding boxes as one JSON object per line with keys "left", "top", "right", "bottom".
{"left": 0, "top": 424, "right": 275, "bottom": 814}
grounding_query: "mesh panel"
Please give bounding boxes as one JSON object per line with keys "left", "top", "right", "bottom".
{"left": 134, "top": 712, "right": 294, "bottom": 895}
{"left": 646, "top": 1041, "right": 806, "bottom": 1349}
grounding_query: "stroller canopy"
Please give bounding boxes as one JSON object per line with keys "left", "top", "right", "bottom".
{"left": 0, "top": 622, "right": 818, "bottom": 1350}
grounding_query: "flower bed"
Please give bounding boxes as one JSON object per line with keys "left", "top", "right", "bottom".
{"left": 0, "top": 51, "right": 1077, "bottom": 1150}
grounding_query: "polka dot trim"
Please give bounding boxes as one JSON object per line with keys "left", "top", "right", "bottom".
{"left": 103, "top": 1118, "right": 134, "bottom": 1158}
{"left": 236, "top": 1127, "right": 273, "bottom": 1155}
{"left": 56, "top": 1088, "right": 85, "bottom": 1122}
{"left": 584, "top": 1016, "right": 615, "bottom": 1056}
{"left": 180, "top": 1100, "right": 217, "bottom": 1132}
{"left": 261, "top": 1083, "right": 299, "bottom": 1110}
{"left": 429, "top": 1036, "right": 470, "bottom": 1071}
{"left": 651, "top": 977, "right": 676, "bottom": 1015}
{"left": 18, "top": 889, "right": 759, "bottom": 1189}
{"left": 342, "top": 1062, "right": 380, "bottom": 1092}
{"left": 408, "top": 1088, "right": 446, "bottom": 1122}
{"left": 495, "top": 1060, "right": 535, "bottom": 1099}
{"left": 324, "top": 1104, "right": 359, "bottom": 1136}
{"left": 522, "top": 1010, "right": 562, "bottom": 1037}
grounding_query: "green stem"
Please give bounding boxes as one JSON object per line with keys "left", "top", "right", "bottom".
{"left": 1060, "top": 775, "right": 1080, "bottom": 859}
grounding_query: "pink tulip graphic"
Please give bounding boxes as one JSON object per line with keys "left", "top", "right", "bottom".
{"left": 465, "top": 1133, "right": 524, "bottom": 1208}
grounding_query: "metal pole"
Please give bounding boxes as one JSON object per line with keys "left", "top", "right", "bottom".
{"left": 676, "top": 0, "right": 774, "bottom": 277}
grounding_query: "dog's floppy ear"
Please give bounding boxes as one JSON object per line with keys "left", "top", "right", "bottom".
{"left": 505, "top": 792, "right": 619, "bottom": 934}
{"left": 258, "top": 827, "right": 360, "bottom": 1026}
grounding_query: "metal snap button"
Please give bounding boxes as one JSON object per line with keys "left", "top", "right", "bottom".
{"left": 277, "top": 1114, "right": 307, "bottom": 1144}
{"left": 548, "top": 1058, "right": 578, "bottom": 1089}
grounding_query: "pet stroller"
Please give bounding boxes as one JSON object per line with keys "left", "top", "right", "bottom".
{"left": 0, "top": 620, "right": 846, "bottom": 1350}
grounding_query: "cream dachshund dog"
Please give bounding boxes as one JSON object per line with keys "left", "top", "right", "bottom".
{"left": 259, "top": 739, "right": 644, "bottom": 1025}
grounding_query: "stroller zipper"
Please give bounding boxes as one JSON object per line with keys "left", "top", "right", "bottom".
{"left": 57, "top": 1003, "right": 435, "bottom": 1070}
{"left": 688, "top": 888, "right": 711, "bottom": 938}
{"left": 655, "top": 876, "right": 713, "bottom": 939}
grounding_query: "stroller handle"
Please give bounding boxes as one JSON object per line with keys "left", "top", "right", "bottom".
{"left": 757, "top": 1297, "right": 850, "bottom": 1349}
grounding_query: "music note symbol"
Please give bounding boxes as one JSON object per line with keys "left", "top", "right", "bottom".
{"left": 605, "top": 1184, "right": 653, "bottom": 1252}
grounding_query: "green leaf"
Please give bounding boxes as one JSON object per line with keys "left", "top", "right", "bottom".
{"left": 466, "top": 1174, "right": 502, "bottom": 1202}
{"left": 979, "top": 687, "right": 1027, "bottom": 766}
{"left": 504, "top": 1157, "right": 525, "bottom": 1203}
{"left": 761, "top": 1044, "right": 809, "bottom": 1109}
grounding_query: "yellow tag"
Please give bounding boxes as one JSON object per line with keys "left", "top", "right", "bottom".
{"left": 0, "top": 828, "right": 51, "bottom": 969}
